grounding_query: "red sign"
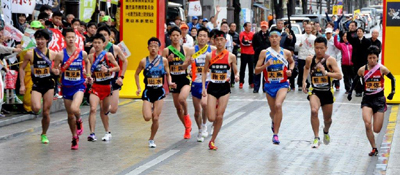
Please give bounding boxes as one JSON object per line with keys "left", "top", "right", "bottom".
{"left": 48, "top": 28, "right": 65, "bottom": 52}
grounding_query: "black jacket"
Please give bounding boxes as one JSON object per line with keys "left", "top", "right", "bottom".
{"left": 280, "top": 29, "right": 296, "bottom": 49}
{"left": 228, "top": 30, "right": 240, "bottom": 55}
{"left": 252, "top": 30, "right": 271, "bottom": 61}
{"left": 369, "top": 38, "right": 382, "bottom": 53}
{"left": 351, "top": 36, "right": 372, "bottom": 66}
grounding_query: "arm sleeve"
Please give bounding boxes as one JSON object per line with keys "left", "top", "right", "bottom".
{"left": 0, "top": 45, "right": 14, "bottom": 54}
{"left": 387, "top": 72, "right": 396, "bottom": 93}
{"left": 334, "top": 35, "right": 341, "bottom": 50}
{"left": 325, "top": 12, "right": 331, "bottom": 22}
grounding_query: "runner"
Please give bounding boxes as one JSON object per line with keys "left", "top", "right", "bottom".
{"left": 135, "top": 37, "right": 176, "bottom": 148}
{"left": 93, "top": 26, "right": 128, "bottom": 115}
{"left": 161, "top": 26, "right": 192, "bottom": 139}
{"left": 188, "top": 27, "right": 216, "bottom": 142}
{"left": 19, "top": 29, "right": 57, "bottom": 144}
{"left": 87, "top": 34, "right": 120, "bottom": 142}
{"left": 53, "top": 28, "right": 91, "bottom": 149}
{"left": 202, "top": 30, "right": 239, "bottom": 150}
{"left": 347, "top": 46, "right": 396, "bottom": 156}
{"left": 302, "top": 37, "right": 342, "bottom": 148}
{"left": 255, "top": 28, "right": 295, "bottom": 145}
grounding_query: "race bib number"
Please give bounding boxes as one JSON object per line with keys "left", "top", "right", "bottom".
{"left": 211, "top": 71, "right": 227, "bottom": 83}
{"left": 196, "top": 66, "right": 204, "bottom": 74}
{"left": 33, "top": 67, "right": 50, "bottom": 78}
{"left": 267, "top": 69, "right": 284, "bottom": 82}
{"left": 147, "top": 77, "right": 163, "bottom": 87}
{"left": 170, "top": 65, "right": 185, "bottom": 75}
{"left": 312, "top": 76, "right": 329, "bottom": 86}
{"left": 366, "top": 79, "right": 381, "bottom": 91}
{"left": 65, "top": 70, "right": 81, "bottom": 81}
{"left": 94, "top": 72, "right": 113, "bottom": 82}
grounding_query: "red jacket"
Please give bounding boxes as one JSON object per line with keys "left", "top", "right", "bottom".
{"left": 239, "top": 31, "right": 254, "bottom": 55}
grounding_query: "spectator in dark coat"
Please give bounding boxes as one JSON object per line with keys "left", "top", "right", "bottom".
{"left": 252, "top": 21, "right": 270, "bottom": 93}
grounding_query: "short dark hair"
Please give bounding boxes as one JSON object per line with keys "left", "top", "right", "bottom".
{"left": 209, "top": 29, "right": 219, "bottom": 38}
{"left": 80, "top": 21, "right": 86, "bottom": 26}
{"left": 34, "top": 29, "right": 50, "bottom": 40}
{"left": 93, "top": 33, "right": 106, "bottom": 42}
{"left": 169, "top": 26, "right": 181, "bottom": 36}
{"left": 52, "top": 11, "right": 63, "bottom": 18}
{"left": 190, "top": 27, "right": 198, "bottom": 32}
{"left": 220, "top": 22, "right": 229, "bottom": 27}
{"left": 350, "top": 21, "right": 357, "bottom": 27}
{"left": 87, "top": 22, "right": 97, "bottom": 28}
{"left": 367, "top": 45, "right": 380, "bottom": 57}
{"left": 62, "top": 27, "right": 75, "bottom": 37}
{"left": 229, "top": 22, "right": 236, "bottom": 27}
{"left": 326, "top": 22, "right": 334, "bottom": 27}
{"left": 148, "top": 37, "right": 161, "bottom": 46}
{"left": 357, "top": 27, "right": 365, "bottom": 32}
{"left": 38, "top": 12, "right": 49, "bottom": 20}
{"left": 97, "top": 26, "right": 111, "bottom": 35}
{"left": 314, "top": 36, "right": 327, "bottom": 46}
{"left": 243, "top": 22, "right": 251, "bottom": 28}
{"left": 287, "top": 46, "right": 295, "bottom": 52}
{"left": 71, "top": 18, "right": 80, "bottom": 25}
{"left": 39, "top": 5, "right": 52, "bottom": 13}
{"left": 97, "top": 22, "right": 107, "bottom": 28}
{"left": 197, "top": 27, "right": 209, "bottom": 37}
{"left": 214, "top": 30, "right": 226, "bottom": 39}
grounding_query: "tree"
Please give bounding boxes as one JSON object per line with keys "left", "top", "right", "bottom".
{"left": 288, "top": 0, "right": 296, "bottom": 15}
{"left": 327, "top": 0, "right": 331, "bottom": 14}
{"left": 273, "top": 0, "right": 284, "bottom": 18}
{"left": 301, "top": 0, "right": 308, "bottom": 14}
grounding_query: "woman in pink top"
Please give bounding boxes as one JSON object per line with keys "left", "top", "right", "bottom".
{"left": 334, "top": 29, "right": 353, "bottom": 94}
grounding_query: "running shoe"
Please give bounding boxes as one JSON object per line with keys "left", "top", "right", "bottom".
{"left": 102, "top": 133, "right": 112, "bottom": 141}
{"left": 239, "top": 83, "right": 243, "bottom": 89}
{"left": 76, "top": 118, "right": 83, "bottom": 136}
{"left": 209, "top": 141, "right": 218, "bottom": 150}
{"left": 184, "top": 114, "right": 192, "bottom": 128}
{"left": 271, "top": 121, "right": 275, "bottom": 133}
{"left": 41, "top": 134, "right": 49, "bottom": 144}
{"left": 355, "top": 93, "right": 362, "bottom": 97}
{"left": 272, "top": 135, "right": 280, "bottom": 145}
{"left": 298, "top": 86, "right": 302, "bottom": 91}
{"left": 197, "top": 132, "right": 204, "bottom": 142}
{"left": 335, "top": 86, "right": 340, "bottom": 91}
{"left": 184, "top": 128, "right": 191, "bottom": 139}
{"left": 71, "top": 136, "right": 79, "bottom": 150}
{"left": 323, "top": 133, "right": 330, "bottom": 145}
{"left": 148, "top": 140, "right": 156, "bottom": 148}
{"left": 201, "top": 125, "right": 208, "bottom": 138}
{"left": 369, "top": 148, "right": 378, "bottom": 156}
{"left": 311, "top": 138, "right": 321, "bottom": 148}
{"left": 87, "top": 133, "right": 97, "bottom": 142}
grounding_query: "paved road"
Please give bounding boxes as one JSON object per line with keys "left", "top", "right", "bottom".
{"left": 0, "top": 25, "right": 392, "bottom": 175}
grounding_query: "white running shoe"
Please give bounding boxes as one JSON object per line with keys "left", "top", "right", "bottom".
{"left": 102, "top": 133, "right": 112, "bottom": 141}
{"left": 197, "top": 132, "right": 204, "bottom": 142}
{"left": 311, "top": 138, "right": 321, "bottom": 148}
{"left": 201, "top": 125, "right": 208, "bottom": 138}
{"left": 148, "top": 140, "right": 156, "bottom": 148}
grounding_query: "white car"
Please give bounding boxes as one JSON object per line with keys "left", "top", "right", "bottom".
{"left": 269, "top": 23, "right": 302, "bottom": 54}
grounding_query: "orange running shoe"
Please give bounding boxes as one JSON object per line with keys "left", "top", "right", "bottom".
{"left": 239, "top": 83, "right": 243, "bottom": 89}
{"left": 184, "top": 128, "right": 191, "bottom": 139}
{"left": 71, "top": 136, "right": 79, "bottom": 150}
{"left": 184, "top": 114, "right": 192, "bottom": 128}
{"left": 209, "top": 141, "right": 218, "bottom": 150}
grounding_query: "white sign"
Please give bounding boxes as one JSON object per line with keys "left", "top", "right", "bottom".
{"left": 4, "top": 23, "right": 23, "bottom": 42}
{"left": 1, "top": 0, "right": 12, "bottom": 24}
{"left": 188, "top": 0, "right": 202, "bottom": 16}
{"left": 11, "top": 0, "right": 36, "bottom": 14}
{"left": 117, "top": 41, "right": 131, "bottom": 58}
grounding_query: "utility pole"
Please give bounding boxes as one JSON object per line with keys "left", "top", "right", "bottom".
{"left": 64, "top": 0, "right": 80, "bottom": 17}
{"left": 227, "top": 0, "right": 235, "bottom": 24}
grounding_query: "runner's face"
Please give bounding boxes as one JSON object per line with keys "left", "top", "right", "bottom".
{"left": 148, "top": 43, "right": 159, "bottom": 55}
{"left": 367, "top": 54, "right": 378, "bottom": 65}
{"left": 197, "top": 31, "right": 208, "bottom": 45}
{"left": 314, "top": 42, "right": 327, "bottom": 58}
{"left": 65, "top": 32, "right": 76, "bottom": 47}
{"left": 170, "top": 31, "right": 181, "bottom": 44}
{"left": 99, "top": 30, "right": 110, "bottom": 42}
{"left": 35, "top": 37, "right": 48, "bottom": 48}
{"left": 269, "top": 34, "right": 281, "bottom": 46}
{"left": 93, "top": 39, "right": 104, "bottom": 52}
{"left": 214, "top": 36, "right": 226, "bottom": 49}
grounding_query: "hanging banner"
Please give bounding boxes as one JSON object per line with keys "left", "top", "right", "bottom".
{"left": 34, "top": 0, "right": 60, "bottom": 12}
{"left": 80, "top": 0, "right": 97, "bottom": 23}
{"left": 11, "top": 0, "right": 36, "bottom": 14}
{"left": 75, "top": 30, "right": 84, "bottom": 50}
{"left": 188, "top": 0, "right": 202, "bottom": 16}
{"left": 48, "top": 28, "right": 65, "bottom": 52}
{"left": 3, "top": 23, "right": 23, "bottom": 42}
{"left": 1, "top": 0, "right": 12, "bottom": 24}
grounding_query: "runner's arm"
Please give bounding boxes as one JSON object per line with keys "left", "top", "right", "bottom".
{"left": 134, "top": 58, "right": 145, "bottom": 94}
{"left": 230, "top": 53, "right": 238, "bottom": 78}
{"left": 382, "top": 66, "right": 396, "bottom": 99}
{"left": 83, "top": 51, "right": 91, "bottom": 76}
{"left": 182, "top": 46, "right": 192, "bottom": 69}
{"left": 285, "top": 50, "right": 295, "bottom": 71}
{"left": 302, "top": 56, "right": 312, "bottom": 86}
{"left": 53, "top": 51, "right": 62, "bottom": 69}
{"left": 106, "top": 53, "right": 120, "bottom": 72}
{"left": 19, "top": 50, "right": 32, "bottom": 88}
{"left": 89, "top": 47, "right": 95, "bottom": 55}
{"left": 115, "top": 46, "right": 128, "bottom": 77}
{"left": 255, "top": 50, "right": 268, "bottom": 74}
{"left": 326, "top": 57, "right": 342, "bottom": 80}
{"left": 202, "top": 53, "right": 211, "bottom": 91}
{"left": 164, "top": 57, "right": 174, "bottom": 86}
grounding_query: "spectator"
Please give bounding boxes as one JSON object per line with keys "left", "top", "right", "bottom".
{"left": 15, "top": 14, "right": 28, "bottom": 33}
{"left": 84, "top": 22, "right": 97, "bottom": 53}
{"left": 325, "top": 9, "right": 344, "bottom": 31}
{"left": 39, "top": 5, "right": 52, "bottom": 16}
{"left": 276, "top": 20, "right": 296, "bottom": 49}
{"left": 268, "top": 14, "right": 276, "bottom": 27}
{"left": 51, "top": 11, "right": 63, "bottom": 31}
{"left": 287, "top": 46, "right": 299, "bottom": 91}
{"left": 334, "top": 29, "right": 354, "bottom": 94}
{"left": 221, "top": 18, "right": 227, "bottom": 23}
{"left": 180, "top": 24, "right": 193, "bottom": 47}
{"left": 198, "top": 18, "right": 203, "bottom": 27}
{"left": 297, "top": 24, "right": 316, "bottom": 90}
{"left": 324, "top": 28, "right": 340, "bottom": 91}
{"left": 314, "top": 22, "right": 323, "bottom": 36}
{"left": 110, "top": 27, "right": 120, "bottom": 44}
{"left": 206, "top": 6, "right": 221, "bottom": 30}
{"left": 188, "top": 16, "right": 200, "bottom": 31}
{"left": 239, "top": 22, "right": 255, "bottom": 89}
{"left": 79, "top": 21, "right": 86, "bottom": 34}
{"left": 252, "top": 21, "right": 270, "bottom": 93}
{"left": 190, "top": 27, "right": 197, "bottom": 44}
{"left": 220, "top": 22, "right": 233, "bottom": 52}
{"left": 302, "top": 20, "right": 309, "bottom": 34}
{"left": 64, "top": 14, "right": 75, "bottom": 28}
{"left": 174, "top": 16, "right": 182, "bottom": 27}
{"left": 99, "top": 11, "right": 106, "bottom": 20}
{"left": 102, "top": 16, "right": 112, "bottom": 27}
{"left": 201, "top": 18, "right": 208, "bottom": 29}
{"left": 369, "top": 29, "right": 381, "bottom": 53}
{"left": 228, "top": 22, "right": 240, "bottom": 87}
{"left": 38, "top": 13, "right": 49, "bottom": 27}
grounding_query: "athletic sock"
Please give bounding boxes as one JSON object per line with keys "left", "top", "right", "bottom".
{"left": 323, "top": 131, "right": 329, "bottom": 135}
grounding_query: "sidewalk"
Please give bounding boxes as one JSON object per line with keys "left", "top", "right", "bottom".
{"left": 386, "top": 106, "right": 400, "bottom": 175}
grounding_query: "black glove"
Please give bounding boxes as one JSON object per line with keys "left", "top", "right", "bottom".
{"left": 347, "top": 93, "right": 352, "bottom": 101}
{"left": 388, "top": 92, "right": 395, "bottom": 100}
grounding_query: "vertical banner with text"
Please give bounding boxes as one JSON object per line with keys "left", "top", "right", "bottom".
{"left": 120, "top": 0, "right": 165, "bottom": 98}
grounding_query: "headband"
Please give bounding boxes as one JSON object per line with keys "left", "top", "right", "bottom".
{"left": 269, "top": 31, "right": 281, "bottom": 37}
{"left": 148, "top": 40, "right": 161, "bottom": 46}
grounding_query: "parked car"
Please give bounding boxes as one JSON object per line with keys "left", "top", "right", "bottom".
{"left": 361, "top": 12, "right": 376, "bottom": 27}
{"left": 269, "top": 23, "right": 302, "bottom": 54}
{"left": 369, "top": 5, "right": 383, "bottom": 17}
{"left": 166, "top": 2, "right": 186, "bottom": 23}
{"left": 291, "top": 14, "right": 326, "bottom": 29}
{"left": 360, "top": 16, "right": 371, "bottom": 33}
{"left": 281, "top": 16, "right": 311, "bottom": 29}
{"left": 361, "top": 8, "right": 378, "bottom": 25}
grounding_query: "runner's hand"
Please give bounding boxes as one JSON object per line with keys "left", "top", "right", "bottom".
{"left": 347, "top": 93, "right": 352, "bottom": 101}
{"left": 86, "top": 77, "right": 93, "bottom": 84}
{"left": 286, "top": 70, "right": 292, "bottom": 77}
{"left": 116, "top": 77, "right": 123, "bottom": 86}
{"left": 202, "top": 88, "right": 207, "bottom": 97}
{"left": 169, "top": 82, "right": 177, "bottom": 89}
{"left": 317, "top": 64, "right": 325, "bottom": 73}
{"left": 19, "top": 86, "right": 25, "bottom": 95}
{"left": 388, "top": 92, "right": 395, "bottom": 100}
{"left": 168, "top": 53, "right": 174, "bottom": 62}
{"left": 101, "top": 65, "right": 108, "bottom": 73}
{"left": 266, "top": 59, "right": 274, "bottom": 67}
{"left": 302, "top": 83, "right": 308, "bottom": 94}
{"left": 52, "top": 68, "right": 60, "bottom": 75}
{"left": 136, "top": 88, "right": 141, "bottom": 96}
{"left": 235, "top": 75, "right": 239, "bottom": 82}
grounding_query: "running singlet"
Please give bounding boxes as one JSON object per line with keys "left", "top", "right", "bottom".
{"left": 364, "top": 65, "right": 384, "bottom": 94}
{"left": 207, "top": 50, "right": 230, "bottom": 83}
{"left": 263, "top": 48, "right": 288, "bottom": 83}
{"left": 168, "top": 46, "right": 187, "bottom": 76}
{"left": 191, "top": 45, "right": 212, "bottom": 83}
{"left": 92, "top": 53, "right": 114, "bottom": 85}
{"left": 31, "top": 49, "right": 52, "bottom": 83}
{"left": 310, "top": 55, "right": 331, "bottom": 91}
{"left": 143, "top": 56, "right": 166, "bottom": 89}
{"left": 62, "top": 49, "right": 84, "bottom": 86}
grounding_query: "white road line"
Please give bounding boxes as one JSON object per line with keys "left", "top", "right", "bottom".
{"left": 126, "top": 150, "right": 180, "bottom": 175}
{"left": 222, "top": 112, "right": 246, "bottom": 127}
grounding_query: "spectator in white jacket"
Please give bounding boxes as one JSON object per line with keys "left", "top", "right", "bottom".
{"left": 297, "top": 24, "right": 316, "bottom": 90}
{"left": 180, "top": 24, "right": 194, "bottom": 47}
